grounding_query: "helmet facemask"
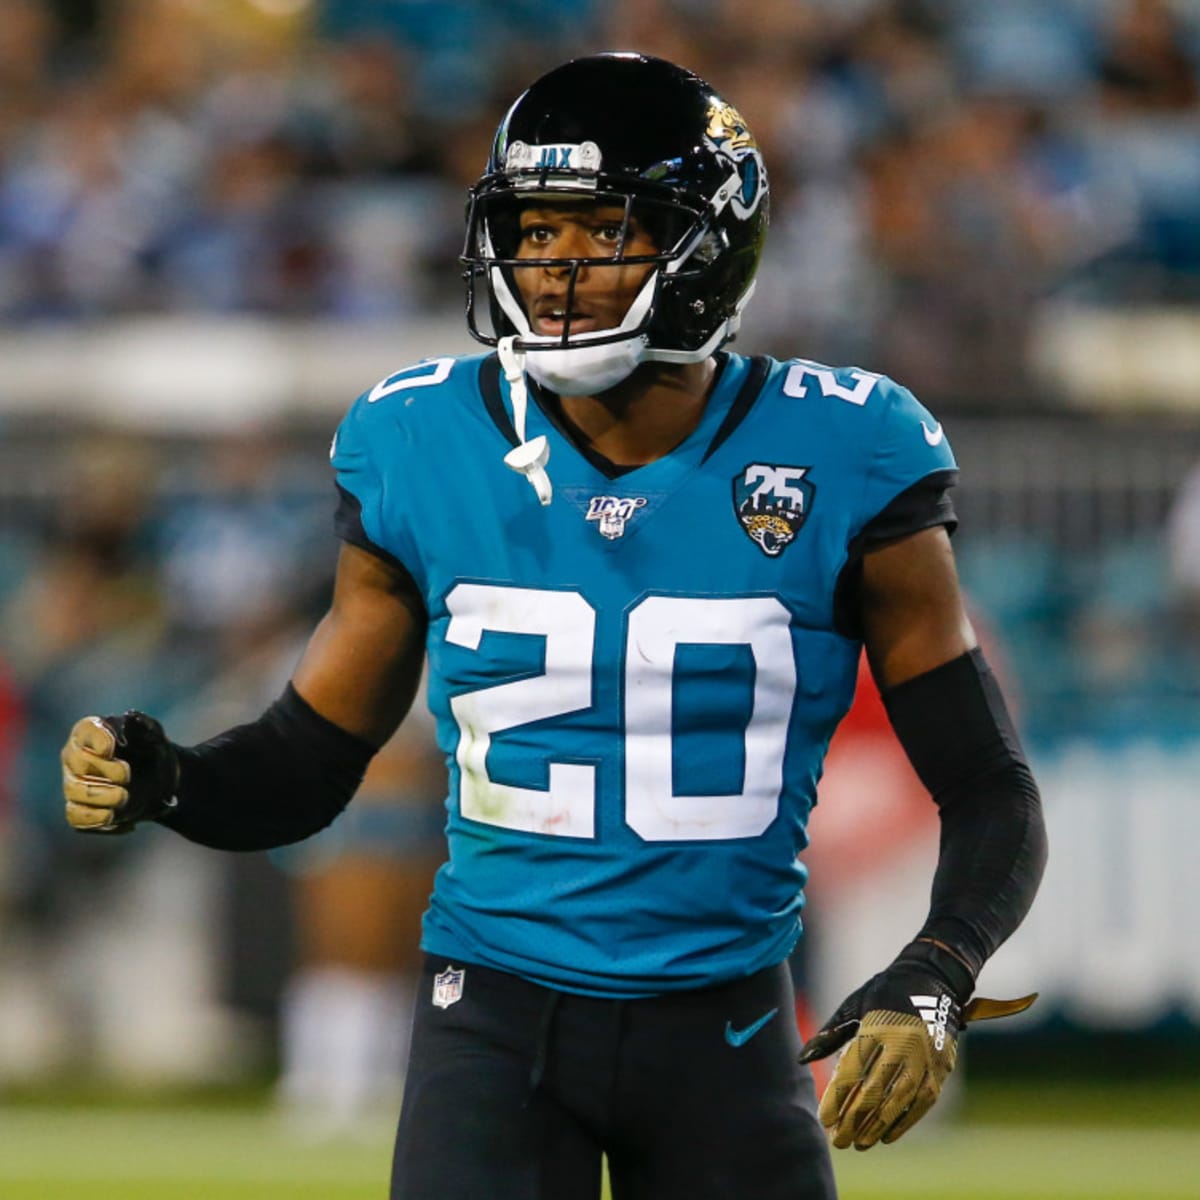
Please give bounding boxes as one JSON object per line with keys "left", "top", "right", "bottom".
{"left": 463, "top": 179, "right": 734, "bottom": 394}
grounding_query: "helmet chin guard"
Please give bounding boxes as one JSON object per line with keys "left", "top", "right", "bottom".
{"left": 523, "top": 336, "right": 649, "bottom": 396}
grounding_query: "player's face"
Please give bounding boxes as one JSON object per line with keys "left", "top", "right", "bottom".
{"left": 513, "top": 202, "right": 659, "bottom": 338}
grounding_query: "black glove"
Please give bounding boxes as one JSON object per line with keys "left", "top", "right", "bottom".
{"left": 799, "top": 948, "right": 1035, "bottom": 1150}
{"left": 62, "top": 711, "right": 179, "bottom": 834}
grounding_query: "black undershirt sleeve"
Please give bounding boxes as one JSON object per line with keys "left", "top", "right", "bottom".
{"left": 882, "top": 648, "right": 1048, "bottom": 989}
{"left": 834, "top": 469, "right": 959, "bottom": 639}
{"left": 857, "top": 468, "right": 959, "bottom": 546}
{"left": 157, "top": 684, "right": 377, "bottom": 852}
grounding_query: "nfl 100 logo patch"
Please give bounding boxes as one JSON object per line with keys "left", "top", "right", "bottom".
{"left": 586, "top": 494, "right": 647, "bottom": 540}
{"left": 733, "top": 463, "right": 814, "bottom": 557}
{"left": 432, "top": 965, "right": 465, "bottom": 1009}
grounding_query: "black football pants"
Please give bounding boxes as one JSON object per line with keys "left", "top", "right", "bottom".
{"left": 391, "top": 955, "right": 836, "bottom": 1200}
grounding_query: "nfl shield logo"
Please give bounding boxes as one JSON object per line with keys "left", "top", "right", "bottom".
{"left": 585, "top": 494, "right": 647, "bottom": 539}
{"left": 432, "top": 966, "right": 465, "bottom": 1009}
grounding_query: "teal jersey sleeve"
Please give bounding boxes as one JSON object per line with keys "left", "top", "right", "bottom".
{"left": 330, "top": 385, "right": 424, "bottom": 584}
{"left": 333, "top": 393, "right": 408, "bottom": 561}
{"left": 332, "top": 354, "right": 479, "bottom": 588}
{"left": 853, "top": 376, "right": 957, "bottom": 537}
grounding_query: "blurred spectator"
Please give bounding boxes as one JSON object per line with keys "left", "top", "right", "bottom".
{"left": 155, "top": 430, "right": 329, "bottom": 656}
{"left": 0, "top": 653, "right": 26, "bottom": 907}
{"left": 1098, "top": 0, "right": 1199, "bottom": 113}
{"left": 1167, "top": 460, "right": 1200, "bottom": 643}
{"left": 0, "top": 1, "right": 57, "bottom": 155}
{"left": 2, "top": 438, "right": 170, "bottom": 831}
{"left": 1080, "top": 0, "right": 1200, "bottom": 298}
{"left": 857, "top": 94, "right": 1063, "bottom": 402}
{"left": 155, "top": 134, "right": 329, "bottom": 314}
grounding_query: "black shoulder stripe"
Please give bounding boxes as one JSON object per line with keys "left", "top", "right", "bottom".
{"left": 701, "top": 355, "right": 772, "bottom": 464}
{"left": 479, "top": 353, "right": 519, "bottom": 448}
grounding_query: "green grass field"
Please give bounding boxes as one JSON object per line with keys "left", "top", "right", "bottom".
{"left": 1, "top": 1081, "right": 1196, "bottom": 1200}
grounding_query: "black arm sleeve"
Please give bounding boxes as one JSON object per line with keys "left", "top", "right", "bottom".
{"left": 882, "top": 648, "right": 1048, "bottom": 985}
{"left": 157, "top": 684, "right": 377, "bottom": 852}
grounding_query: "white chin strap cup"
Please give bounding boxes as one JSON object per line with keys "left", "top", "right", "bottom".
{"left": 503, "top": 435, "right": 552, "bottom": 506}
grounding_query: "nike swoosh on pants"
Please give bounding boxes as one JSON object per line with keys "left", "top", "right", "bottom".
{"left": 724, "top": 1007, "right": 780, "bottom": 1047}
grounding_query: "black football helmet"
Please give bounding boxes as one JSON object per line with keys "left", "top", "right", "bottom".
{"left": 461, "top": 52, "right": 770, "bottom": 382}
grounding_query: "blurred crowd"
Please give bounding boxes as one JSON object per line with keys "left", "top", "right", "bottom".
{"left": 0, "top": 0, "right": 1198, "bottom": 403}
{"left": 0, "top": 430, "right": 448, "bottom": 1115}
{"left": 3, "top": 0, "right": 1200, "bottom": 1098}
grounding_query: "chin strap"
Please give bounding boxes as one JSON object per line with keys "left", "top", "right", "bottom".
{"left": 497, "top": 336, "right": 553, "bottom": 506}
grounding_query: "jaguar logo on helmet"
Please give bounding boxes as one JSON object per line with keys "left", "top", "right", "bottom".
{"left": 706, "top": 103, "right": 756, "bottom": 153}
{"left": 733, "top": 463, "right": 814, "bottom": 557}
{"left": 705, "top": 102, "right": 767, "bottom": 220}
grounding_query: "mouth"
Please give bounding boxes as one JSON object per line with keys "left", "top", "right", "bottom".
{"left": 532, "top": 303, "right": 600, "bottom": 338}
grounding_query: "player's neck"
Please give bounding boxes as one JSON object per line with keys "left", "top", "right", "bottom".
{"left": 556, "top": 359, "right": 718, "bottom": 468}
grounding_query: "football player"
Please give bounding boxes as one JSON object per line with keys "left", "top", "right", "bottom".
{"left": 62, "top": 53, "right": 1047, "bottom": 1200}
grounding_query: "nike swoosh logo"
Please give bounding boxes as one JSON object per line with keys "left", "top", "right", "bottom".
{"left": 724, "top": 1007, "right": 779, "bottom": 1048}
{"left": 921, "top": 420, "right": 944, "bottom": 446}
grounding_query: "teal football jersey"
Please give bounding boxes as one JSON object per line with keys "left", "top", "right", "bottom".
{"left": 331, "top": 351, "right": 957, "bottom": 996}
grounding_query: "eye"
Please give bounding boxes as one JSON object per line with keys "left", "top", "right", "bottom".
{"left": 594, "top": 223, "right": 625, "bottom": 244}
{"left": 523, "top": 224, "right": 555, "bottom": 244}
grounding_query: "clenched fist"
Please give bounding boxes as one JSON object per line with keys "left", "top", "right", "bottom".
{"left": 61, "top": 711, "right": 179, "bottom": 834}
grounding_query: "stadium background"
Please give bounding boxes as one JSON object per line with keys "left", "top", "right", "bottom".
{"left": 0, "top": 1, "right": 1198, "bottom": 1196}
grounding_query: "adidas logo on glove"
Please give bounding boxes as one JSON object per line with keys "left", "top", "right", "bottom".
{"left": 910, "top": 992, "right": 953, "bottom": 1050}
